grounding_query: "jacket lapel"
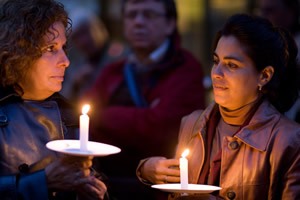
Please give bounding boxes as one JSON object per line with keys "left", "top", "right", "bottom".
{"left": 235, "top": 100, "right": 281, "bottom": 151}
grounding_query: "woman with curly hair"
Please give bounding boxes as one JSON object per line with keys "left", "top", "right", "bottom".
{"left": 0, "top": 0, "right": 107, "bottom": 199}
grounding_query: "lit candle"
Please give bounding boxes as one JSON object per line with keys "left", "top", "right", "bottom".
{"left": 80, "top": 104, "right": 90, "bottom": 152}
{"left": 180, "top": 149, "right": 189, "bottom": 189}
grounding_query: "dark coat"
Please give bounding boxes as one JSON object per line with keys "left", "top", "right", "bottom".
{"left": 0, "top": 88, "right": 79, "bottom": 200}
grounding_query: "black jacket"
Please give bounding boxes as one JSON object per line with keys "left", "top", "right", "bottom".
{"left": 0, "top": 87, "right": 79, "bottom": 200}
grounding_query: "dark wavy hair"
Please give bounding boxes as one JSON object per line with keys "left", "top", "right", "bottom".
{"left": 0, "top": 0, "right": 71, "bottom": 92}
{"left": 213, "top": 13, "right": 299, "bottom": 113}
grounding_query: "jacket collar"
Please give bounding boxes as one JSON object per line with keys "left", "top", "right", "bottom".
{"left": 0, "top": 88, "right": 78, "bottom": 126}
{"left": 0, "top": 87, "right": 70, "bottom": 108}
{"left": 235, "top": 100, "right": 281, "bottom": 151}
{"left": 200, "top": 100, "right": 281, "bottom": 152}
{"left": 0, "top": 87, "right": 20, "bottom": 103}
{"left": 125, "top": 32, "right": 184, "bottom": 74}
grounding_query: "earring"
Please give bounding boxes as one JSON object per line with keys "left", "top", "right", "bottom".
{"left": 258, "top": 85, "right": 262, "bottom": 91}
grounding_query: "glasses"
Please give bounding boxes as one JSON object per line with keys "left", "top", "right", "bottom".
{"left": 124, "top": 10, "right": 166, "bottom": 21}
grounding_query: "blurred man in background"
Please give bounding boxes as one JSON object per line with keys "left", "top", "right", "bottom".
{"left": 83, "top": 0, "right": 206, "bottom": 199}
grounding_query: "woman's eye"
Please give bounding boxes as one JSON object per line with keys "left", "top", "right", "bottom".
{"left": 213, "top": 57, "right": 219, "bottom": 65}
{"left": 46, "top": 45, "right": 55, "bottom": 52}
{"left": 63, "top": 44, "right": 69, "bottom": 54}
{"left": 227, "top": 62, "right": 238, "bottom": 69}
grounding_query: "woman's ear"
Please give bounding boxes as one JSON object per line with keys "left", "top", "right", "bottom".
{"left": 258, "top": 66, "right": 274, "bottom": 86}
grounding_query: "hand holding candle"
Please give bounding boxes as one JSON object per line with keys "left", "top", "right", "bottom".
{"left": 180, "top": 149, "right": 189, "bottom": 189}
{"left": 80, "top": 104, "right": 90, "bottom": 152}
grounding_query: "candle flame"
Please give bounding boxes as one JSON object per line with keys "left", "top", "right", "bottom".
{"left": 181, "top": 149, "right": 189, "bottom": 158}
{"left": 82, "top": 104, "right": 90, "bottom": 114}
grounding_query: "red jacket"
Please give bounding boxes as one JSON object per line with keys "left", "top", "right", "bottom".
{"left": 85, "top": 42, "right": 205, "bottom": 176}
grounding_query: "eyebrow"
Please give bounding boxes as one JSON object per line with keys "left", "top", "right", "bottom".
{"left": 46, "top": 41, "right": 57, "bottom": 45}
{"left": 213, "top": 52, "right": 244, "bottom": 62}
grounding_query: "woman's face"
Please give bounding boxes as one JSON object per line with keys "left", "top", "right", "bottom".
{"left": 20, "top": 22, "right": 70, "bottom": 100}
{"left": 211, "top": 36, "right": 261, "bottom": 110}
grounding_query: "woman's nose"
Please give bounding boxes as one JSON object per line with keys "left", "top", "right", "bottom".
{"left": 211, "top": 63, "right": 223, "bottom": 78}
{"left": 59, "top": 49, "right": 70, "bottom": 68}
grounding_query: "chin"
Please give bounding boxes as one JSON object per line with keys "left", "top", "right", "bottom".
{"left": 214, "top": 98, "right": 228, "bottom": 107}
{"left": 131, "top": 41, "right": 150, "bottom": 47}
{"left": 52, "top": 85, "right": 62, "bottom": 93}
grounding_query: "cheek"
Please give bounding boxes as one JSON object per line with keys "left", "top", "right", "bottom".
{"left": 233, "top": 76, "right": 259, "bottom": 99}
{"left": 123, "top": 21, "right": 132, "bottom": 31}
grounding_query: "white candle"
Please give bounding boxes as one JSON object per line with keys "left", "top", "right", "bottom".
{"left": 80, "top": 104, "right": 90, "bottom": 152}
{"left": 180, "top": 149, "right": 189, "bottom": 189}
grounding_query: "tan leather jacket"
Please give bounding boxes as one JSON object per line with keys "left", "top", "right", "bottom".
{"left": 171, "top": 100, "right": 300, "bottom": 200}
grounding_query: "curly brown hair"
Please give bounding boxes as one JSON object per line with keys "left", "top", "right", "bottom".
{"left": 0, "top": 0, "right": 71, "bottom": 91}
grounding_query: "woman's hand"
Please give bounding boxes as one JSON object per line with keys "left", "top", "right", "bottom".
{"left": 77, "top": 176, "right": 107, "bottom": 200}
{"left": 45, "top": 155, "right": 93, "bottom": 190}
{"left": 140, "top": 156, "right": 180, "bottom": 184}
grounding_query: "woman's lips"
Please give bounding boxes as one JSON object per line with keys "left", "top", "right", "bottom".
{"left": 213, "top": 83, "right": 227, "bottom": 90}
{"left": 51, "top": 76, "right": 64, "bottom": 82}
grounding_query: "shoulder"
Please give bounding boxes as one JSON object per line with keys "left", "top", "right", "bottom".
{"left": 179, "top": 103, "right": 216, "bottom": 136}
{"left": 167, "top": 48, "right": 204, "bottom": 80}
{"left": 261, "top": 106, "right": 300, "bottom": 151}
{"left": 51, "top": 93, "right": 79, "bottom": 126}
{"left": 181, "top": 110, "right": 203, "bottom": 125}
{"left": 0, "top": 87, "right": 21, "bottom": 105}
{"left": 179, "top": 48, "right": 202, "bottom": 67}
{"left": 100, "top": 59, "right": 126, "bottom": 77}
{"left": 273, "top": 115, "right": 300, "bottom": 141}
{"left": 256, "top": 100, "right": 300, "bottom": 140}
{"left": 269, "top": 116, "right": 300, "bottom": 168}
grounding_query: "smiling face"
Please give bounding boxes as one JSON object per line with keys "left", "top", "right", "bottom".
{"left": 19, "top": 22, "right": 70, "bottom": 100}
{"left": 211, "top": 36, "right": 262, "bottom": 110}
{"left": 123, "top": 0, "right": 175, "bottom": 55}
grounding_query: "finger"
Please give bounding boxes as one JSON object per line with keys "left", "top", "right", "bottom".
{"left": 74, "top": 176, "right": 94, "bottom": 185}
{"left": 82, "top": 168, "right": 91, "bottom": 177}
{"left": 77, "top": 178, "right": 106, "bottom": 199}
{"left": 164, "top": 175, "right": 180, "bottom": 183}
{"left": 92, "top": 177, "right": 107, "bottom": 191}
{"left": 80, "top": 176, "right": 107, "bottom": 191}
{"left": 73, "top": 170, "right": 91, "bottom": 184}
{"left": 82, "top": 159, "right": 93, "bottom": 169}
{"left": 61, "top": 156, "right": 93, "bottom": 168}
{"left": 163, "top": 158, "right": 180, "bottom": 167}
{"left": 157, "top": 164, "right": 180, "bottom": 176}
{"left": 158, "top": 174, "right": 180, "bottom": 184}
{"left": 165, "top": 167, "right": 180, "bottom": 176}
{"left": 73, "top": 160, "right": 93, "bottom": 169}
